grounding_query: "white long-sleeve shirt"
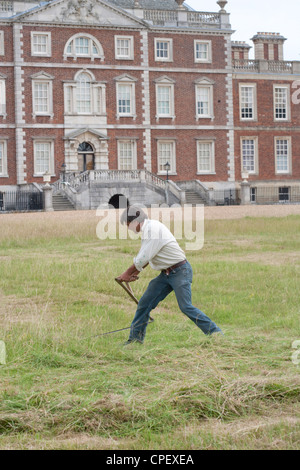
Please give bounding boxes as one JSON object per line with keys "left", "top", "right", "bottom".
{"left": 133, "top": 219, "right": 186, "bottom": 271}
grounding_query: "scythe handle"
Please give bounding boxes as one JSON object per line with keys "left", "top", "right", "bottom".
{"left": 114, "top": 278, "right": 154, "bottom": 323}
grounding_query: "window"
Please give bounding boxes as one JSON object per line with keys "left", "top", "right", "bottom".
{"left": 0, "top": 140, "right": 8, "bottom": 176}
{"left": 194, "top": 78, "right": 214, "bottom": 120}
{"left": 250, "top": 187, "right": 256, "bottom": 203}
{"left": 194, "top": 40, "right": 211, "bottom": 63}
{"left": 76, "top": 72, "right": 91, "bottom": 113}
{"left": 155, "top": 38, "right": 173, "bottom": 62}
{"left": 115, "top": 36, "right": 134, "bottom": 60}
{"left": 0, "top": 31, "right": 4, "bottom": 55}
{"left": 275, "top": 137, "right": 291, "bottom": 174}
{"left": 279, "top": 187, "right": 290, "bottom": 202}
{"left": 33, "top": 82, "right": 50, "bottom": 114}
{"left": 31, "top": 73, "right": 53, "bottom": 117}
{"left": 117, "top": 140, "right": 137, "bottom": 170}
{"left": 117, "top": 84, "right": 133, "bottom": 115}
{"left": 31, "top": 32, "right": 51, "bottom": 57}
{"left": 0, "top": 2, "right": 13, "bottom": 12}
{"left": 155, "top": 77, "right": 175, "bottom": 120}
{"left": 0, "top": 78, "right": 6, "bottom": 117}
{"left": 197, "top": 140, "right": 215, "bottom": 174}
{"left": 64, "top": 70, "right": 106, "bottom": 115}
{"left": 115, "top": 75, "right": 137, "bottom": 119}
{"left": 196, "top": 86, "right": 213, "bottom": 119}
{"left": 157, "top": 140, "right": 176, "bottom": 174}
{"left": 239, "top": 84, "right": 257, "bottom": 120}
{"left": 274, "top": 86, "right": 290, "bottom": 121}
{"left": 64, "top": 34, "right": 104, "bottom": 61}
{"left": 157, "top": 86, "right": 171, "bottom": 115}
{"left": 33, "top": 141, "right": 54, "bottom": 176}
{"left": 241, "top": 138, "right": 258, "bottom": 174}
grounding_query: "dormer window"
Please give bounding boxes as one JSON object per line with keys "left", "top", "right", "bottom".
{"left": 0, "top": 2, "right": 13, "bottom": 13}
{"left": 64, "top": 34, "right": 104, "bottom": 61}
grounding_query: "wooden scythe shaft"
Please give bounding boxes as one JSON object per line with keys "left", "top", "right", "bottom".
{"left": 114, "top": 278, "right": 154, "bottom": 323}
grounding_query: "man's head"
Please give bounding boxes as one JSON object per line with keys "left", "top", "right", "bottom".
{"left": 120, "top": 205, "right": 148, "bottom": 233}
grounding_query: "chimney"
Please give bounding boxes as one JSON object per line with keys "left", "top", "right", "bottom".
{"left": 251, "top": 32, "right": 287, "bottom": 61}
{"left": 231, "top": 41, "right": 251, "bottom": 60}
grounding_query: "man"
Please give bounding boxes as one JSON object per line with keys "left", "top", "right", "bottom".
{"left": 117, "top": 206, "right": 223, "bottom": 345}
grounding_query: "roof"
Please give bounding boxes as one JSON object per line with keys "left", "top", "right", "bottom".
{"left": 106, "top": 0, "right": 192, "bottom": 11}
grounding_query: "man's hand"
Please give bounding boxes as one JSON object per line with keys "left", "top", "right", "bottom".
{"left": 117, "top": 264, "right": 140, "bottom": 283}
{"left": 117, "top": 273, "right": 139, "bottom": 283}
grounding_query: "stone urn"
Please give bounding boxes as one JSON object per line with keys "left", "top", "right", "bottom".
{"left": 176, "top": 0, "right": 185, "bottom": 9}
{"left": 217, "top": 0, "right": 228, "bottom": 11}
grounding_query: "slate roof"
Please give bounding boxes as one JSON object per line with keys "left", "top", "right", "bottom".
{"left": 107, "top": 0, "right": 193, "bottom": 11}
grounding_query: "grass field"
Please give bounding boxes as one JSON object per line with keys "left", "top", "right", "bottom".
{"left": 0, "top": 209, "right": 299, "bottom": 450}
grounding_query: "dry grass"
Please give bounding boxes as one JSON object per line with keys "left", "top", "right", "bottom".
{"left": 0, "top": 207, "right": 300, "bottom": 450}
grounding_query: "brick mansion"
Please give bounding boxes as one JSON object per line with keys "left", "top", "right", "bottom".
{"left": 0, "top": 0, "right": 300, "bottom": 209}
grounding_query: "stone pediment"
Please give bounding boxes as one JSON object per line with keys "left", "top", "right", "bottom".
{"left": 15, "top": 0, "right": 147, "bottom": 27}
{"left": 64, "top": 128, "right": 109, "bottom": 140}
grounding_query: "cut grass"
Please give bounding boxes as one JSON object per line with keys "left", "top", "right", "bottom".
{"left": 0, "top": 210, "right": 299, "bottom": 449}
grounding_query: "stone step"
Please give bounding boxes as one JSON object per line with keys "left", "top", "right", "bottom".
{"left": 185, "top": 190, "right": 207, "bottom": 205}
{"left": 52, "top": 194, "right": 75, "bottom": 211}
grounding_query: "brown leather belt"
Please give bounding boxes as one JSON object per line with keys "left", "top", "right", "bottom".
{"left": 162, "top": 259, "right": 187, "bottom": 276}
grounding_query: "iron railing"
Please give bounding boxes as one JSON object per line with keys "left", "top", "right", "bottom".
{"left": 0, "top": 190, "right": 43, "bottom": 212}
{"left": 212, "top": 189, "right": 240, "bottom": 206}
{"left": 250, "top": 186, "right": 300, "bottom": 205}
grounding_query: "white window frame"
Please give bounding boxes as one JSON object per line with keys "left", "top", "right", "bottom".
{"left": 194, "top": 40, "right": 212, "bottom": 63}
{"left": 31, "top": 32, "right": 51, "bottom": 57}
{"left": 275, "top": 137, "right": 292, "bottom": 175}
{"left": 157, "top": 140, "right": 177, "bottom": 175}
{"left": 33, "top": 140, "right": 55, "bottom": 177}
{"left": 0, "top": 139, "right": 8, "bottom": 177}
{"left": 115, "top": 74, "right": 137, "bottom": 119}
{"left": 31, "top": 73, "right": 54, "bottom": 118}
{"left": 0, "top": 31, "right": 4, "bottom": 56}
{"left": 196, "top": 140, "right": 215, "bottom": 175}
{"left": 195, "top": 84, "right": 214, "bottom": 119}
{"left": 273, "top": 85, "right": 290, "bottom": 121}
{"left": 0, "top": 77, "right": 6, "bottom": 118}
{"left": 155, "top": 77, "right": 175, "bottom": 120}
{"left": 117, "top": 140, "right": 137, "bottom": 170}
{"left": 64, "top": 33, "right": 104, "bottom": 62}
{"left": 115, "top": 35, "right": 134, "bottom": 60}
{"left": 64, "top": 70, "right": 106, "bottom": 116}
{"left": 155, "top": 38, "right": 173, "bottom": 62}
{"left": 241, "top": 137, "right": 259, "bottom": 175}
{"left": 239, "top": 83, "right": 257, "bottom": 121}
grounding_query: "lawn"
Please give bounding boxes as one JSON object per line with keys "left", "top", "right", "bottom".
{"left": 0, "top": 209, "right": 299, "bottom": 450}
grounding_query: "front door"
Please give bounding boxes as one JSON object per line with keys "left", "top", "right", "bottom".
{"left": 78, "top": 142, "right": 95, "bottom": 172}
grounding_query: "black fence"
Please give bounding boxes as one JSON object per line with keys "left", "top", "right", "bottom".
{"left": 250, "top": 186, "right": 300, "bottom": 205}
{"left": 0, "top": 191, "right": 43, "bottom": 212}
{"left": 212, "top": 189, "right": 241, "bottom": 206}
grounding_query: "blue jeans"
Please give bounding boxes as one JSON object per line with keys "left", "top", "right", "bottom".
{"left": 129, "top": 261, "right": 222, "bottom": 342}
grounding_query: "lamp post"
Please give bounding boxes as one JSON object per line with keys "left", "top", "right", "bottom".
{"left": 164, "top": 161, "right": 171, "bottom": 181}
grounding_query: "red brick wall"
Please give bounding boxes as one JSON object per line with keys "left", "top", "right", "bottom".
{"left": 150, "top": 129, "right": 229, "bottom": 182}
{"left": 233, "top": 78, "right": 300, "bottom": 181}
{"left": 148, "top": 32, "right": 226, "bottom": 69}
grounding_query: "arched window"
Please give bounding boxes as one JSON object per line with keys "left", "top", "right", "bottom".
{"left": 64, "top": 34, "right": 104, "bottom": 61}
{"left": 64, "top": 70, "right": 106, "bottom": 116}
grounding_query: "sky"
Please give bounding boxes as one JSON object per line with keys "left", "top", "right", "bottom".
{"left": 186, "top": 0, "right": 300, "bottom": 61}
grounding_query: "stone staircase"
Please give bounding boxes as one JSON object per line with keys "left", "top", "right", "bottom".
{"left": 52, "top": 192, "right": 75, "bottom": 211}
{"left": 184, "top": 190, "right": 207, "bottom": 206}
